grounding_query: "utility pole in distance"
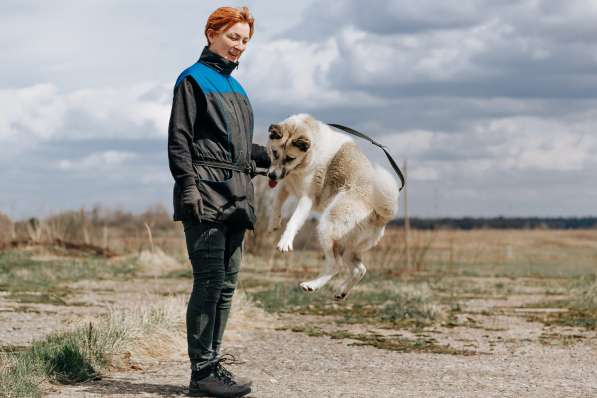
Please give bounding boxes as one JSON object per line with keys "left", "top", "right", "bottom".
{"left": 403, "top": 159, "right": 410, "bottom": 271}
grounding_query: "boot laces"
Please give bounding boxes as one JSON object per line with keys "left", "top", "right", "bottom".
{"left": 213, "top": 353, "right": 243, "bottom": 386}
{"left": 213, "top": 362, "right": 235, "bottom": 385}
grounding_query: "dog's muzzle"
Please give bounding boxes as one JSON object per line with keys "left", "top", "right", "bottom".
{"left": 267, "top": 171, "right": 278, "bottom": 188}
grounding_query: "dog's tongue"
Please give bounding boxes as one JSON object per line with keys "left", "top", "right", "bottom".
{"left": 268, "top": 179, "right": 278, "bottom": 188}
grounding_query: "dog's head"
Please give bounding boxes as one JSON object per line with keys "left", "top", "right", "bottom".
{"left": 266, "top": 114, "right": 317, "bottom": 185}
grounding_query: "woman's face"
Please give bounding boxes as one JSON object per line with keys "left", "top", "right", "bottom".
{"left": 207, "top": 22, "right": 251, "bottom": 63}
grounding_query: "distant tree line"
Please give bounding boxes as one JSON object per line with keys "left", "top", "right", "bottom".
{"left": 390, "top": 217, "right": 597, "bottom": 230}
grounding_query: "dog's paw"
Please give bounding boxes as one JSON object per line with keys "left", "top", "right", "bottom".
{"left": 277, "top": 235, "right": 294, "bottom": 252}
{"left": 334, "top": 291, "right": 348, "bottom": 301}
{"left": 299, "top": 281, "right": 317, "bottom": 292}
{"left": 334, "top": 284, "right": 349, "bottom": 300}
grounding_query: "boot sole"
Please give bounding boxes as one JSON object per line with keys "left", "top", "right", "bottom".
{"left": 188, "top": 385, "right": 251, "bottom": 397}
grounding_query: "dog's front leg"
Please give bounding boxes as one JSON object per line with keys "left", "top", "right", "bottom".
{"left": 277, "top": 195, "right": 312, "bottom": 252}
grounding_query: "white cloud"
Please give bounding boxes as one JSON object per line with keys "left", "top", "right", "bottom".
{"left": 334, "top": 24, "right": 493, "bottom": 84}
{"left": 0, "top": 82, "right": 171, "bottom": 143}
{"left": 0, "top": 84, "right": 67, "bottom": 139}
{"left": 382, "top": 130, "right": 434, "bottom": 156}
{"left": 238, "top": 37, "right": 382, "bottom": 108}
{"left": 56, "top": 150, "right": 137, "bottom": 171}
{"left": 481, "top": 116, "right": 596, "bottom": 172}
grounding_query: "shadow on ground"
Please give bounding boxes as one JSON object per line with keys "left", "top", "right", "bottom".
{"left": 75, "top": 378, "right": 186, "bottom": 397}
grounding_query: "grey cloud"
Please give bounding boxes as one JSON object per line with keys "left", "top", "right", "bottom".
{"left": 281, "top": 0, "right": 597, "bottom": 100}
{"left": 283, "top": 0, "right": 483, "bottom": 40}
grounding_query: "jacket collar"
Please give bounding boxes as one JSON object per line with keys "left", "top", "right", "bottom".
{"left": 198, "top": 46, "right": 238, "bottom": 76}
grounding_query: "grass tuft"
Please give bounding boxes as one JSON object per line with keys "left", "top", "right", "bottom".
{"left": 379, "top": 285, "right": 440, "bottom": 324}
{"left": 0, "top": 322, "right": 125, "bottom": 397}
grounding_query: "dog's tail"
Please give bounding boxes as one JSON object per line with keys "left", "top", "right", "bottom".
{"left": 371, "top": 164, "right": 400, "bottom": 221}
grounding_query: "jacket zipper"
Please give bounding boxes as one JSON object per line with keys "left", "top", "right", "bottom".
{"left": 225, "top": 76, "right": 245, "bottom": 165}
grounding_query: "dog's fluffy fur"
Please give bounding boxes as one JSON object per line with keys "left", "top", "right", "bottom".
{"left": 266, "top": 114, "right": 400, "bottom": 299}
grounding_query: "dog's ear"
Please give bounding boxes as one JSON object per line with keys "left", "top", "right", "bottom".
{"left": 268, "top": 124, "right": 282, "bottom": 140}
{"left": 292, "top": 137, "right": 311, "bottom": 152}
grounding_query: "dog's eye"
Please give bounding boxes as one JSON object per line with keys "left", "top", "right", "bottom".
{"left": 285, "top": 156, "right": 295, "bottom": 163}
{"left": 273, "top": 150, "right": 279, "bottom": 160}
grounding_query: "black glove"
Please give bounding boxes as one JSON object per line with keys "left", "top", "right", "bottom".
{"left": 251, "top": 143, "right": 271, "bottom": 168}
{"left": 181, "top": 184, "right": 204, "bottom": 220}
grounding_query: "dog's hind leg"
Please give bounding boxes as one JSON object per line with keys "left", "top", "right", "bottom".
{"left": 334, "top": 223, "right": 384, "bottom": 300}
{"left": 334, "top": 252, "right": 366, "bottom": 300}
{"left": 299, "top": 241, "right": 341, "bottom": 292}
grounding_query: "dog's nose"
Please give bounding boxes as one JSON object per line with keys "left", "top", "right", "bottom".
{"left": 268, "top": 171, "right": 277, "bottom": 180}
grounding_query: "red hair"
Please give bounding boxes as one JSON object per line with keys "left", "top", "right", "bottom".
{"left": 204, "top": 6, "right": 255, "bottom": 43}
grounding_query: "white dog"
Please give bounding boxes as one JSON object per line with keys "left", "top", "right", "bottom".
{"left": 266, "top": 114, "right": 400, "bottom": 299}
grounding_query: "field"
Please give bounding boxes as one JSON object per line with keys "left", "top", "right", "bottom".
{"left": 1, "top": 208, "right": 597, "bottom": 397}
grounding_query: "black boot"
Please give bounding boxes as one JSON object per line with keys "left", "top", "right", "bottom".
{"left": 188, "top": 364, "right": 251, "bottom": 398}
{"left": 213, "top": 361, "right": 253, "bottom": 388}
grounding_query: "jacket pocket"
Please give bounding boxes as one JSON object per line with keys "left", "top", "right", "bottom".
{"left": 195, "top": 170, "right": 254, "bottom": 228}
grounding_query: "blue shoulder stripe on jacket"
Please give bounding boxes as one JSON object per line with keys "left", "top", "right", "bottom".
{"left": 174, "top": 62, "right": 247, "bottom": 96}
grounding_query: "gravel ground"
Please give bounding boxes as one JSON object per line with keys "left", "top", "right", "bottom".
{"left": 2, "top": 277, "right": 597, "bottom": 397}
{"left": 45, "top": 327, "right": 597, "bottom": 398}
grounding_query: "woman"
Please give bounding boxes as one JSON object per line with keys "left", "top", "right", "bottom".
{"left": 167, "top": 6, "right": 269, "bottom": 398}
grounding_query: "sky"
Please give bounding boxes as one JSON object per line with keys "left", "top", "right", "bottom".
{"left": 1, "top": 0, "right": 596, "bottom": 220}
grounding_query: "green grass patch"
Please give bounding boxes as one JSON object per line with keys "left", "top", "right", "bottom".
{"left": 248, "top": 283, "right": 324, "bottom": 312}
{"left": 249, "top": 282, "right": 441, "bottom": 329}
{"left": 0, "top": 249, "right": 138, "bottom": 301}
{"left": 523, "top": 275, "right": 597, "bottom": 329}
{"left": 284, "top": 326, "right": 474, "bottom": 355}
{"left": 0, "top": 322, "right": 125, "bottom": 397}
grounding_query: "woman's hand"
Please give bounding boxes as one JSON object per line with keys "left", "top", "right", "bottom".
{"left": 182, "top": 184, "right": 204, "bottom": 220}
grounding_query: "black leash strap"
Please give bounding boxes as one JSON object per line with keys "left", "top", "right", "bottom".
{"left": 193, "top": 159, "right": 252, "bottom": 174}
{"left": 327, "top": 123, "right": 406, "bottom": 191}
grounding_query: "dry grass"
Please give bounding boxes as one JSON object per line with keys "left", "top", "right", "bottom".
{"left": 103, "top": 295, "right": 187, "bottom": 365}
{"left": 135, "top": 248, "right": 183, "bottom": 277}
{"left": 7, "top": 206, "right": 186, "bottom": 258}
{"left": 0, "top": 211, "right": 14, "bottom": 244}
{"left": 380, "top": 228, "right": 597, "bottom": 277}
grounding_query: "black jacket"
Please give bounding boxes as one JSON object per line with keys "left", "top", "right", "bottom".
{"left": 168, "top": 47, "right": 270, "bottom": 228}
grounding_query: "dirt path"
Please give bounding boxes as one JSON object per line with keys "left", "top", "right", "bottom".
{"left": 47, "top": 326, "right": 597, "bottom": 398}
{"left": 2, "top": 276, "right": 597, "bottom": 397}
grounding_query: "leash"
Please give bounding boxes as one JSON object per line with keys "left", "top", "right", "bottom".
{"left": 193, "top": 159, "right": 253, "bottom": 174}
{"left": 327, "top": 123, "right": 406, "bottom": 191}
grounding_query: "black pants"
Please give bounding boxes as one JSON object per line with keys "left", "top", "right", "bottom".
{"left": 182, "top": 220, "right": 245, "bottom": 371}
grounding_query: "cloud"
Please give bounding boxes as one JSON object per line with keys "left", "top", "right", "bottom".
{"left": 481, "top": 116, "right": 596, "bottom": 172}
{"left": 55, "top": 150, "right": 137, "bottom": 172}
{"left": 0, "top": 84, "right": 67, "bottom": 139}
{"left": 280, "top": 0, "right": 597, "bottom": 100}
{"left": 237, "top": 37, "right": 384, "bottom": 113}
{"left": 283, "top": 0, "right": 482, "bottom": 39}
{"left": 0, "top": 82, "right": 171, "bottom": 144}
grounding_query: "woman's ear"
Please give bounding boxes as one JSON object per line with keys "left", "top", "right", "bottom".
{"left": 206, "top": 29, "right": 215, "bottom": 45}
